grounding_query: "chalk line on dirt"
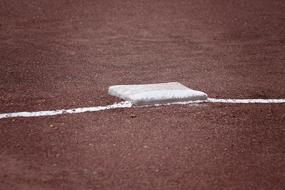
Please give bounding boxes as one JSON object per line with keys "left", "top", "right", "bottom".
{"left": 0, "top": 101, "right": 132, "bottom": 120}
{"left": 207, "top": 98, "right": 285, "bottom": 104}
{"left": 0, "top": 98, "right": 285, "bottom": 120}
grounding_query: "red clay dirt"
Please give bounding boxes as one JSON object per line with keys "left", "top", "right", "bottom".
{"left": 0, "top": 0, "right": 285, "bottom": 189}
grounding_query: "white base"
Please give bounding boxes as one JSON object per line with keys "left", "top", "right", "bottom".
{"left": 108, "top": 82, "right": 208, "bottom": 105}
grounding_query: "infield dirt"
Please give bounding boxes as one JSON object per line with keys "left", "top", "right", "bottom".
{"left": 0, "top": 0, "right": 284, "bottom": 189}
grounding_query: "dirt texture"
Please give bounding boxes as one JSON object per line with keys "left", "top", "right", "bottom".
{"left": 0, "top": 0, "right": 285, "bottom": 189}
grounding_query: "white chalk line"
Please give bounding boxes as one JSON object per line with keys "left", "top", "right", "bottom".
{"left": 0, "top": 101, "right": 132, "bottom": 120}
{"left": 0, "top": 98, "right": 285, "bottom": 120}
{"left": 207, "top": 98, "right": 285, "bottom": 104}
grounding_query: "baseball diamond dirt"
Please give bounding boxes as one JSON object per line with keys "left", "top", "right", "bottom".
{"left": 0, "top": 0, "right": 285, "bottom": 189}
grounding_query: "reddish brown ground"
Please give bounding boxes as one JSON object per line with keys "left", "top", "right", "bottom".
{"left": 0, "top": 0, "right": 285, "bottom": 189}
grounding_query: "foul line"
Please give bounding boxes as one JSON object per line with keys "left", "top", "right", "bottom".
{"left": 0, "top": 98, "right": 285, "bottom": 120}
{"left": 0, "top": 101, "right": 132, "bottom": 120}
{"left": 207, "top": 98, "right": 285, "bottom": 104}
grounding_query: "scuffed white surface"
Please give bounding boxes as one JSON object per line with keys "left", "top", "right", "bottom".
{"left": 108, "top": 82, "right": 208, "bottom": 105}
